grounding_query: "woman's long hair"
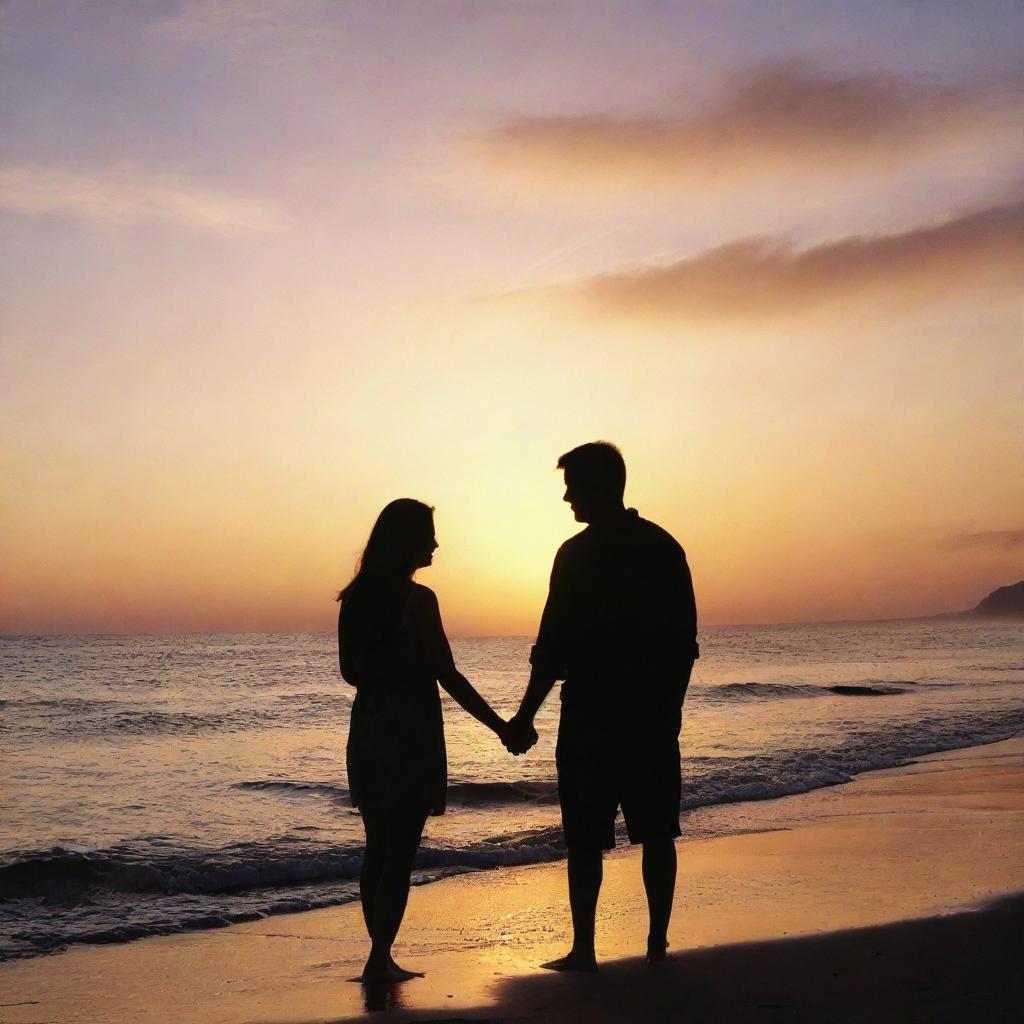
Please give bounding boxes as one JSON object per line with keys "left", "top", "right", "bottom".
{"left": 338, "top": 499, "right": 435, "bottom": 648}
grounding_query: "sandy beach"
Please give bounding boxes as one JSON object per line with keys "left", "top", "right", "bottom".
{"left": 2, "top": 736, "right": 1021, "bottom": 1024}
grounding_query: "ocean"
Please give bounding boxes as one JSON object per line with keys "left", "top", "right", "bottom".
{"left": 2, "top": 619, "right": 1022, "bottom": 962}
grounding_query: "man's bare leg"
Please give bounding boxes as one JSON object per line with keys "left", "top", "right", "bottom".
{"left": 641, "top": 838, "right": 676, "bottom": 962}
{"left": 541, "top": 845, "right": 602, "bottom": 971}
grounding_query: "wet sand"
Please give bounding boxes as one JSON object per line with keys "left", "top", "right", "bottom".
{"left": 1, "top": 737, "right": 1022, "bottom": 1023}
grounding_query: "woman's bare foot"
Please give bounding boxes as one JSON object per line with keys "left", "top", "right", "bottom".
{"left": 360, "top": 952, "right": 425, "bottom": 984}
{"left": 540, "top": 950, "right": 599, "bottom": 972}
{"left": 388, "top": 956, "right": 424, "bottom": 981}
{"left": 646, "top": 935, "right": 669, "bottom": 963}
{"left": 359, "top": 962, "right": 398, "bottom": 984}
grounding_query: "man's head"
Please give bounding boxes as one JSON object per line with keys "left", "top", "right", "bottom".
{"left": 557, "top": 441, "right": 626, "bottom": 523}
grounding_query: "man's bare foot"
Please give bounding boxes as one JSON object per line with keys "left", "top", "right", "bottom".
{"left": 646, "top": 936, "right": 669, "bottom": 964}
{"left": 540, "top": 951, "right": 598, "bottom": 972}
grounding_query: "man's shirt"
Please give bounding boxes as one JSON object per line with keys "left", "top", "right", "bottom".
{"left": 531, "top": 508, "right": 698, "bottom": 715}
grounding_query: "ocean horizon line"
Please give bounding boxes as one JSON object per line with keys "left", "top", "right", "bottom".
{"left": 0, "top": 611, "right": 988, "bottom": 642}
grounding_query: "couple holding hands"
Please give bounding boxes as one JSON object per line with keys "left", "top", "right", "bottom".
{"left": 337, "top": 442, "right": 698, "bottom": 984}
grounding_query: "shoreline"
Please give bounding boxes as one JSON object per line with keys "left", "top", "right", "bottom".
{"left": 5, "top": 725, "right": 1023, "bottom": 965}
{"left": 1, "top": 735, "right": 1022, "bottom": 1022}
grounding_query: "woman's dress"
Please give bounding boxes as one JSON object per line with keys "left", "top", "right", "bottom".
{"left": 340, "top": 585, "right": 448, "bottom": 815}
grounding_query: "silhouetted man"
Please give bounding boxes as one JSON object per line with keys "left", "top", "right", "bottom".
{"left": 506, "top": 441, "right": 698, "bottom": 970}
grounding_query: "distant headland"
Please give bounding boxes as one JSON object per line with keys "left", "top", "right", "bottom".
{"left": 967, "top": 581, "right": 1024, "bottom": 620}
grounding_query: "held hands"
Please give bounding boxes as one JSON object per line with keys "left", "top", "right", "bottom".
{"left": 498, "top": 713, "right": 538, "bottom": 756}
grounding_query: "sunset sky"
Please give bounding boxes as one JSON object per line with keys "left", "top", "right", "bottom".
{"left": 1, "top": 1, "right": 1022, "bottom": 635}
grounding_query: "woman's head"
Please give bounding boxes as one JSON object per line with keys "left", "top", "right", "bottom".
{"left": 361, "top": 498, "right": 437, "bottom": 577}
{"left": 338, "top": 499, "right": 436, "bottom": 603}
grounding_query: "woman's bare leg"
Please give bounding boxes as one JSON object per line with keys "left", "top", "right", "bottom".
{"left": 359, "top": 813, "right": 385, "bottom": 939}
{"left": 360, "top": 808, "right": 428, "bottom": 983}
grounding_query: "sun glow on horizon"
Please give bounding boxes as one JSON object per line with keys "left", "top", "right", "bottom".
{"left": 1, "top": 2, "right": 1021, "bottom": 636}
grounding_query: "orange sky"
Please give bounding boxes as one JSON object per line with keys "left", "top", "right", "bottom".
{"left": 1, "top": 2, "right": 1022, "bottom": 635}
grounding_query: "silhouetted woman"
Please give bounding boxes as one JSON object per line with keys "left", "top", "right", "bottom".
{"left": 337, "top": 499, "right": 511, "bottom": 984}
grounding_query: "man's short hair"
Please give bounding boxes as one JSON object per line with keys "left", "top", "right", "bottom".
{"left": 557, "top": 441, "right": 626, "bottom": 497}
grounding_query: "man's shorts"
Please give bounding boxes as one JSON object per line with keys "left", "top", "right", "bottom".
{"left": 555, "top": 703, "right": 682, "bottom": 851}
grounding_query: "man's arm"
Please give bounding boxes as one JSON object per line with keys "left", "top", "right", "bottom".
{"left": 512, "top": 655, "right": 561, "bottom": 737}
{"left": 675, "top": 545, "right": 698, "bottom": 706}
{"left": 506, "top": 656, "right": 557, "bottom": 750}
{"left": 518, "top": 662, "right": 559, "bottom": 722}
{"left": 677, "top": 657, "right": 695, "bottom": 708}
{"left": 506, "top": 547, "right": 569, "bottom": 751}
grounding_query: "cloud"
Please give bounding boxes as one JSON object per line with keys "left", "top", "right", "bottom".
{"left": 150, "top": 0, "right": 329, "bottom": 61}
{"left": 942, "top": 529, "right": 1024, "bottom": 551}
{"left": 472, "top": 62, "right": 1020, "bottom": 188}
{"left": 153, "top": 0, "right": 300, "bottom": 38}
{"left": 559, "top": 199, "right": 1024, "bottom": 322}
{"left": 0, "top": 164, "right": 288, "bottom": 233}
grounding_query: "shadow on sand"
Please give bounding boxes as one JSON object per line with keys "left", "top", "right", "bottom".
{"left": 273, "top": 893, "right": 1023, "bottom": 1023}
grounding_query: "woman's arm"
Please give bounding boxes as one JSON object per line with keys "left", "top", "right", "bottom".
{"left": 414, "top": 587, "right": 507, "bottom": 736}
{"left": 441, "top": 668, "right": 507, "bottom": 735}
{"left": 337, "top": 606, "right": 360, "bottom": 687}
